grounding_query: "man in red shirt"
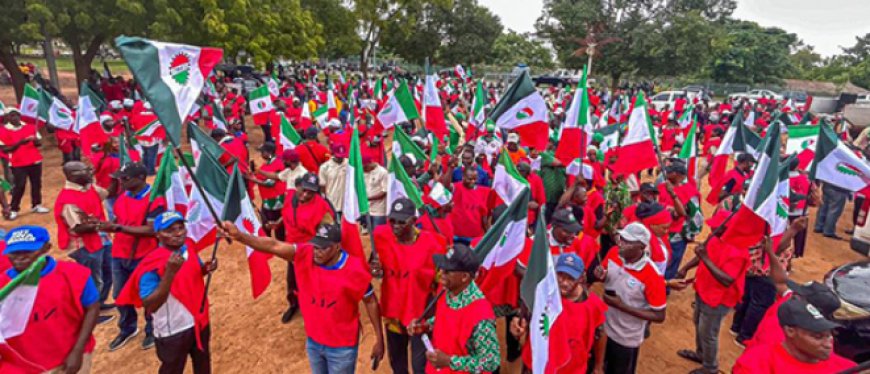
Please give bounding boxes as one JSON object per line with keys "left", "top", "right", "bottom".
{"left": 221, "top": 222, "right": 386, "bottom": 372}
{"left": 298, "top": 127, "right": 330, "bottom": 173}
{"left": 707, "top": 153, "right": 754, "bottom": 205}
{"left": 0, "top": 108, "right": 48, "bottom": 219}
{"left": 732, "top": 299, "right": 856, "bottom": 373}
{"left": 449, "top": 166, "right": 492, "bottom": 244}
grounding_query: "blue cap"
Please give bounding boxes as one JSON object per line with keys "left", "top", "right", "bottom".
{"left": 4, "top": 226, "right": 50, "bottom": 254}
{"left": 153, "top": 211, "right": 185, "bottom": 232}
{"left": 555, "top": 253, "right": 585, "bottom": 280}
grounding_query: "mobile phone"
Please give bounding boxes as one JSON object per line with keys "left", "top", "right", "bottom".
{"left": 605, "top": 289, "right": 617, "bottom": 297}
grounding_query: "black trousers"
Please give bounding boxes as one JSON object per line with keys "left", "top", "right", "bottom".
{"left": 604, "top": 339, "right": 639, "bottom": 374}
{"left": 386, "top": 330, "right": 426, "bottom": 374}
{"left": 155, "top": 326, "right": 211, "bottom": 374}
{"left": 261, "top": 124, "right": 274, "bottom": 143}
{"left": 10, "top": 163, "right": 41, "bottom": 211}
{"left": 731, "top": 276, "right": 776, "bottom": 342}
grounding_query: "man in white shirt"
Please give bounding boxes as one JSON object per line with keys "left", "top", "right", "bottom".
{"left": 363, "top": 155, "right": 388, "bottom": 227}
{"left": 319, "top": 143, "right": 348, "bottom": 217}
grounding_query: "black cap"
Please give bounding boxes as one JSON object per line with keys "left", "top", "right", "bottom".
{"left": 303, "top": 127, "right": 319, "bottom": 140}
{"left": 778, "top": 298, "right": 841, "bottom": 333}
{"left": 736, "top": 153, "right": 756, "bottom": 164}
{"left": 639, "top": 182, "right": 659, "bottom": 194}
{"left": 298, "top": 172, "right": 320, "bottom": 192}
{"left": 388, "top": 198, "right": 416, "bottom": 221}
{"left": 787, "top": 280, "right": 842, "bottom": 316}
{"left": 111, "top": 162, "right": 148, "bottom": 179}
{"left": 258, "top": 141, "right": 276, "bottom": 153}
{"left": 210, "top": 128, "right": 227, "bottom": 138}
{"left": 552, "top": 209, "right": 582, "bottom": 234}
{"left": 434, "top": 243, "right": 480, "bottom": 272}
{"left": 636, "top": 201, "right": 666, "bottom": 220}
{"left": 310, "top": 223, "right": 341, "bottom": 248}
{"left": 665, "top": 163, "right": 688, "bottom": 175}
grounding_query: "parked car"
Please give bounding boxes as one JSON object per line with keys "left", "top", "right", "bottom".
{"left": 682, "top": 85, "right": 712, "bottom": 101}
{"left": 855, "top": 93, "right": 870, "bottom": 105}
{"left": 534, "top": 69, "right": 581, "bottom": 87}
{"left": 824, "top": 260, "right": 870, "bottom": 363}
{"left": 728, "top": 89, "right": 782, "bottom": 103}
{"left": 650, "top": 90, "right": 687, "bottom": 111}
{"left": 781, "top": 90, "right": 809, "bottom": 105}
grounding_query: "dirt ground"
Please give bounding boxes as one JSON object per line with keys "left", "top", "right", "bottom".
{"left": 1, "top": 74, "right": 866, "bottom": 373}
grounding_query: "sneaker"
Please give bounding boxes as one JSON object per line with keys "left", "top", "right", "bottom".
{"left": 97, "top": 315, "right": 116, "bottom": 325}
{"left": 7, "top": 211, "right": 17, "bottom": 220}
{"left": 108, "top": 328, "right": 139, "bottom": 351}
{"left": 141, "top": 334, "right": 156, "bottom": 350}
{"left": 31, "top": 205, "right": 50, "bottom": 214}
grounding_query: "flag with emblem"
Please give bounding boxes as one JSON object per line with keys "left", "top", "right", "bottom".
{"left": 267, "top": 73, "right": 280, "bottom": 98}
{"left": 278, "top": 113, "right": 301, "bottom": 152}
{"left": 520, "top": 208, "right": 569, "bottom": 374}
{"left": 151, "top": 150, "right": 189, "bottom": 215}
{"left": 47, "top": 96, "right": 76, "bottom": 132}
{"left": 188, "top": 122, "right": 227, "bottom": 164}
{"left": 489, "top": 70, "right": 549, "bottom": 151}
{"left": 0, "top": 255, "right": 48, "bottom": 373}
{"left": 74, "top": 82, "right": 105, "bottom": 134}
{"left": 595, "top": 124, "right": 621, "bottom": 157}
{"left": 555, "top": 65, "right": 592, "bottom": 165}
{"left": 423, "top": 74, "right": 447, "bottom": 139}
{"left": 18, "top": 84, "right": 41, "bottom": 125}
{"left": 223, "top": 164, "right": 271, "bottom": 298}
{"left": 721, "top": 122, "right": 783, "bottom": 248}
{"left": 772, "top": 154, "right": 796, "bottom": 236}
{"left": 377, "top": 79, "right": 419, "bottom": 129}
{"left": 313, "top": 105, "right": 328, "bottom": 127}
{"left": 470, "top": 80, "right": 487, "bottom": 129}
{"left": 492, "top": 151, "right": 529, "bottom": 204}
{"left": 786, "top": 125, "right": 820, "bottom": 169}
{"left": 810, "top": 123, "right": 870, "bottom": 191}
{"left": 115, "top": 36, "right": 222, "bottom": 145}
{"left": 677, "top": 104, "right": 694, "bottom": 128}
{"left": 611, "top": 91, "right": 658, "bottom": 175}
{"left": 392, "top": 125, "right": 426, "bottom": 163}
{"left": 248, "top": 85, "right": 273, "bottom": 125}
{"left": 387, "top": 155, "right": 424, "bottom": 211}
{"left": 186, "top": 149, "right": 228, "bottom": 251}
{"left": 341, "top": 127, "right": 368, "bottom": 260}
{"left": 473, "top": 188, "right": 529, "bottom": 307}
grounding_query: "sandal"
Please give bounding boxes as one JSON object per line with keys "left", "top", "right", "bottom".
{"left": 677, "top": 349, "right": 702, "bottom": 364}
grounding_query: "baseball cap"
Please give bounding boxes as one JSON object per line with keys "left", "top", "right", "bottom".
{"left": 258, "top": 142, "right": 277, "bottom": 154}
{"left": 507, "top": 133, "right": 520, "bottom": 144}
{"left": 330, "top": 143, "right": 348, "bottom": 158}
{"left": 618, "top": 222, "right": 651, "bottom": 245}
{"left": 109, "top": 100, "right": 122, "bottom": 110}
{"left": 123, "top": 98, "right": 135, "bottom": 107}
{"left": 639, "top": 182, "right": 659, "bottom": 194}
{"left": 297, "top": 172, "right": 320, "bottom": 192}
{"left": 787, "top": 280, "right": 842, "bottom": 316}
{"left": 737, "top": 153, "right": 756, "bottom": 164}
{"left": 210, "top": 128, "right": 227, "bottom": 138}
{"left": 303, "top": 127, "right": 319, "bottom": 139}
{"left": 281, "top": 149, "right": 300, "bottom": 162}
{"left": 3, "top": 226, "right": 50, "bottom": 254}
{"left": 111, "top": 162, "right": 148, "bottom": 179}
{"left": 555, "top": 253, "right": 585, "bottom": 280}
{"left": 778, "top": 298, "right": 841, "bottom": 333}
{"left": 665, "top": 163, "right": 688, "bottom": 175}
{"left": 388, "top": 198, "right": 416, "bottom": 221}
{"left": 99, "top": 114, "right": 113, "bottom": 124}
{"left": 153, "top": 211, "right": 186, "bottom": 232}
{"left": 552, "top": 209, "right": 582, "bottom": 234}
{"left": 433, "top": 243, "right": 480, "bottom": 272}
{"left": 310, "top": 224, "right": 341, "bottom": 248}
{"left": 3, "top": 107, "right": 20, "bottom": 116}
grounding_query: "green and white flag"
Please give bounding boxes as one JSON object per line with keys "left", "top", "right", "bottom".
{"left": 786, "top": 125, "right": 820, "bottom": 169}
{"left": 186, "top": 149, "right": 228, "bottom": 250}
{"left": 115, "top": 36, "right": 222, "bottom": 146}
{"left": 18, "top": 84, "right": 41, "bottom": 122}
{"left": 278, "top": 113, "right": 301, "bottom": 150}
{"left": 134, "top": 118, "right": 162, "bottom": 138}
{"left": 387, "top": 156, "right": 424, "bottom": 211}
{"left": 223, "top": 164, "right": 270, "bottom": 298}
{"left": 520, "top": 209, "right": 565, "bottom": 374}
{"left": 210, "top": 101, "right": 228, "bottom": 131}
{"left": 469, "top": 80, "right": 487, "bottom": 129}
{"left": 48, "top": 96, "right": 75, "bottom": 132}
{"left": 343, "top": 126, "right": 370, "bottom": 223}
{"left": 0, "top": 256, "right": 46, "bottom": 340}
{"left": 677, "top": 104, "right": 694, "bottom": 128}
{"left": 74, "top": 82, "right": 106, "bottom": 134}
{"left": 152, "top": 150, "right": 189, "bottom": 214}
{"left": 392, "top": 125, "right": 426, "bottom": 164}
{"left": 678, "top": 117, "right": 700, "bottom": 183}
{"left": 492, "top": 151, "right": 529, "bottom": 203}
{"left": 810, "top": 123, "right": 870, "bottom": 192}
{"left": 377, "top": 79, "right": 420, "bottom": 129}
{"left": 249, "top": 85, "right": 273, "bottom": 125}
{"left": 313, "top": 105, "right": 328, "bottom": 127}
{"left": 188, "top": 122, "right": 227, "bottom": 164}
{"left": 773, "top": 154, "right": 796, "bottom": 236}
{"left": 474, "top": 188, "right": 529, "bottom": 268}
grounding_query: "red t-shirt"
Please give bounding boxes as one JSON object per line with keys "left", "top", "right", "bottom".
{"left": 657, "top": 182, "right": 700, "bottom": 234}
{"left": 282, "top": 190, "right": 334, "bottom": 244}
{"left": 297, "top": 140, "right": 330, "bottom": 174}
{"left": 694, "top": 236, "right": 750, "bottom": 307}
{"left": 112, "top": 187, "right": 166, "bottom": 259}
{"left": 0, "top": 123, "right": 42, "bottom": 167}
{"left": 449, "top": 183, "right": 492, "bottom": 238}
{"left": 733, "top": 343, "right": 855, "bottom": 374}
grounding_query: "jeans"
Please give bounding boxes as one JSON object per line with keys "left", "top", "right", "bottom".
{"left": 155, "top": 326, "right": 211, "bottom": 374}
{"left": 69, "top": 246, "right": 110, "bottom": 303}
{"left": 363, "top": 215, "right": 387, "bottom": 229}
{"left": 112, "top": 257, "right": 154, "bottom": 336}
{"left": 731, "top": 276, "right": 776, "bottom": 342}
{"left": 815, "top": 183, "right": 849, "bottom": 236}
{"left": 386, "top": 330, "right": 426, "bottom": 374}
{"left": 665, "top": 239, "right": 688, "bottom": 280}
{"left": 306, "top": 337, "right": 359, "bottom": 374}
{"left": 142, "top": 145, "right": 159, "bottom": 176}
{"left": 10, "top": 163, "right": 42, "bottom": 211}
{"left": 694, "top": 294, "right": 731, "bottom": 371}
{"left": 105, "top": 197, "right": 117, "bottom": 221}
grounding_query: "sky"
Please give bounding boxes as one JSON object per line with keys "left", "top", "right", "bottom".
{"left": 478, "top": 0, "right": 870, "bottom": 56}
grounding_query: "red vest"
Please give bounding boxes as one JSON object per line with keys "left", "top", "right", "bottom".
{"left": 256, "top": 158, "right": 286, "bottom": 201}
{"left": 282, "top": 190, "right": 333, "bottom": 243}
{"left": 583, "top": 190, "right": 605, "bottom": 238}
{"left": 427, "top": 294, "right": 495, "bottom": 374}
{"left": 112, "top": 189, "right": 165, "bottom": 259}
{"left": 0, "top": 260, "right": 96, "bottom": 370}
{"left": 373, "top": 227, "right": 444, "bottom": 326}
{"left": 54, "top": 186, "right": 106, "bottom": 252}
{"left": 449, "top": 183, "right": 491, "bottom": 238}
{"left": 707, "top": 168, "right": 750, "bottom": 205}
{"left": 116, "top": 246, "right": 209, "bottom": 348}
{"left": 295, "top": 245, "right": 373, "bottom": 347}
{"left": 657, "top": 182, "right": 700, "bottom": 234}
{"left": 0, "top": 123, "right": 42, "bottom": 167}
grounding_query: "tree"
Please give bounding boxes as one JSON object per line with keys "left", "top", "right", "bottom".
{"left": 302, "top": 0, "right": 361, "bottom": 58}
{"left": 436, "top": 0, "right": 502, "bottom": 65}
{"left": 706, "top": 20, "right": 798, "bottom": 84}
{"left": 380, "top": 2, "right": 445, "bottom": 65}
{"left": 790, "top": 44, "right": 823, "bottom": 78}
{"left": 0, "top": 2, "right": 40, "bottom": 101}
{"left": 489, "top": 31, "right": 554, "bottom": 70}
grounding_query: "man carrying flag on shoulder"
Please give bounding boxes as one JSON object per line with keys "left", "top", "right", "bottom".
{"left": 220, "top": 222, "right": 386, "bottom": 373}
{"left": 116, "top": 212, "right": 217, "bottom": 374}
{"left": 408, "top": 243, "right": 501, "bottom": 373}
{"left": 707, "top": 153, "right": 755, "bottom": 205}
{"left": 0, "top": 226, "right": 100, "bottom": 374}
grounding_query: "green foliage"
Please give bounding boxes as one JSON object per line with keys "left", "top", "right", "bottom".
{"left": 489, "top": 31, "right": 553, "bottom": 70}
{"left": 302, "top": 0, "right": 361, "bottom": 58}
{"left": 707, "top": 20, "right": 798, "bottom": 84}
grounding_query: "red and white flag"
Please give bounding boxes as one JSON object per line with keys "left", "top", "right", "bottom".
{"left": 611, "top": 91, "right": 658, "bottom": 175}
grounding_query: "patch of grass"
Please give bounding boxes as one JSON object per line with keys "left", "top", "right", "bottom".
{"left": 16, "top": 56, "right": 130, "bottom": 75}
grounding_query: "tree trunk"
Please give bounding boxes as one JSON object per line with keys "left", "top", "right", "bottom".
{"left": 610, "top": 72, "right": 621, "bottom": 95}
{"left": 43, "top": 36, "right": 60, "bottom": 94}
{"left": 70, "top": 35, "right": 105, "bottom": 94}
{"left": 0, "top": 46, "right": 26, "bottom": 102}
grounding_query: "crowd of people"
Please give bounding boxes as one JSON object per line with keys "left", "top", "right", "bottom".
{"left": 0, "top": 61, "right": 865, "bottom": 374}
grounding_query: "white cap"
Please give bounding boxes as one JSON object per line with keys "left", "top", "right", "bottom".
{"left": 99, "top": 114, "right": 113, "bottom": 124}
{"left": 3, "top": 107, "right": 20, "bottom": 116}
{"left": 327, "top": 118, "right": 341, "bottom": 128}
{"left": 507, "top": 133, "right": 520, "bottom": 144}
{"left": 618, "top": 222, "right": 651, "bottom": 245}
{"left": 109, "top": 100, "right": 122, "bottom": 109}
{"left": 123, "top": 99, "right": 134, "bottom": 107}
{"left": 143, "top": 102, "right": 152, "bottom": 110}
